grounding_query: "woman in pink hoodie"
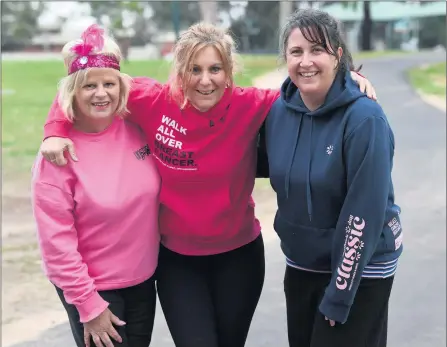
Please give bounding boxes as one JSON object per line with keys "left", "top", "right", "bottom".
{"left": 31, "top": 26, "right": 160, "bottom": 347}
{"left": 38, "top": 23, "right": 376, "bottom": 347}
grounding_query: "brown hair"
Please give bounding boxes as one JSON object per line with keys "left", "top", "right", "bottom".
{"left": 279, "top": 8, "right": 360, "bottom": 72}
{"left": 169, "top": 22, "right": 240, "bottom": 108}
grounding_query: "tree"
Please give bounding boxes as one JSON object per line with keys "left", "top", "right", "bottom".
{"left": 85, "top": 1, "right": 145, "bottom": 33}
{"left": 417, "top": 1, "right": 446, "bottom": 49}
{"left": 360, "top": 1, "right": 372, "bottom": 51}
{"left": 346, "top": 1, "right": 441, "bottom": 51}
{"left": 229, "top": 1, "right": 280, "bottom": 53}
{"left": 198, "top": 1, "right": 218, "bottom": 24}
{"left": 82, "top": 1, "right": 146, "bottom": 59}
{"left": 149, "top": 1, "right": 202, "bottom": 32}
{"left": 343, "top": 1, "right": 373, "bottom": 51}
{"left": 1, "top": 1, "right": 46, "bottom": 50}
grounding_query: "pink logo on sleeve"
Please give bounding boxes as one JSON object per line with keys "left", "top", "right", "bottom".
{"left": 336, "top": 216, "right": 365, "bottom": 291}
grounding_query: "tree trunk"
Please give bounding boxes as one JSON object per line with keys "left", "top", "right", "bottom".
{"left": 117, "top": 37, "right": 131, "bottom": 62}
{"left": 199, "top": 1, "right": 218, "bottom": 24}
{"left": 279, "top": 1, "right": 293, "bottom": 29}
{"left": 361, "top": 1, "right": 373, "bottom": 51}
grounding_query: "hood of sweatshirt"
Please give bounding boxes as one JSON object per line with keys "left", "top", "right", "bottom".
{"left": 279, "top": 69, "right": 365, "bottom": 221}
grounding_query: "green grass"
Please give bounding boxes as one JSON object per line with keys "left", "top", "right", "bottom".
{"left": 235, "top": 54, "right": 280, "bottom": 85}
{"left": 354, "top": 49, "right": 410, "bottom": 59}
{"left": 0, "top": 49, "right": 414, "bottom": 177}
{"left": 1, "top": 55, "right": 278, "bottom": 176}
{"left": 408, "top": 62, "right": 446, "bottom": 97}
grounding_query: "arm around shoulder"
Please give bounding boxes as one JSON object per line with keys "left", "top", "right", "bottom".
{"left": 43, "top": 95, "right": 73, "bottom": 139}
{"left": 43, "top": 77, "right": 165, "bottom": 140}
{"left": 125, "top": 77, "right": 165, "bottom": 126}
{"left": 256, "top": 121, "right": 269, "bottom": 178}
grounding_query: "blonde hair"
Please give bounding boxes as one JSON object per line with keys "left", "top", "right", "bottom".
{"left": 169, "top": 22, "right": 240, "bottom": 108}
{"left": 57, "top": 34, "right": 131, "bottom": 121}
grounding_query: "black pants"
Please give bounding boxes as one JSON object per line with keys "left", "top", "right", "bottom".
{"left": 156, "top": 234, "right": 265, "bottom": 347}
{"left": 284, "top": 266, "right": 394, "bottom": 347}
{"left": 56, "top": 276, "right": 157, "bottom": 347}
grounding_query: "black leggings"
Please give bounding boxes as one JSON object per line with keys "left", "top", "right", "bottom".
{"left": 56, "top": 276, "right": 156, "bottom": 347}
{"left": 284, "top": 266, "right": 394, "bottom": 347}
{"left": 156, "top": 234, "right": 265, "bottom": 347}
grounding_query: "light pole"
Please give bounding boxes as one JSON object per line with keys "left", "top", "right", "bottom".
{"left": 279, "top": 1, "right": 293, "bottom": 30}
{"left": 199, "top": 1, "right": 218, "bottom": 24}
{"left": 171, "top": 1, "right": 180, "bottom": 40}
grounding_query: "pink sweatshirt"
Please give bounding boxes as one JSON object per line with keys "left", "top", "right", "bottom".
{"left": 32, "top": 117, "right": 161, "bottom": 323}
{"left": 44, "top": 78, "right": 280, "bottom": 255}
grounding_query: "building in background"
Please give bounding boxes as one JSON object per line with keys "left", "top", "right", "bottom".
{"left": 322, "top": 1, "right": 446, "bottom": 52}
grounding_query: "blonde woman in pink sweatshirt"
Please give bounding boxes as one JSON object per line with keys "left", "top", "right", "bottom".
{"left": 31, "top": 26, "right": 160, "bottom": 347}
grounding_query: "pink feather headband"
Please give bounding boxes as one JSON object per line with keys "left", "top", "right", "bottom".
{"left": 68, "top": 25, "right": 120, "bottom": 75}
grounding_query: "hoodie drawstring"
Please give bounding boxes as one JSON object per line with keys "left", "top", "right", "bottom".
{"left": 284, "top": 115, "right": 302, "bottom": 199}
{"left": 306, "top": 117, "right": 313, "bottom": 221}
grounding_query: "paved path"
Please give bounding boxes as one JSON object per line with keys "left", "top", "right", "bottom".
{"left": 7, "top": 51, "right": 446, "bottom": 347}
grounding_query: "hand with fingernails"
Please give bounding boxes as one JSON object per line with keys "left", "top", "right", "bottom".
{"left": 84, "top": 308, "right": 126, "bottom": 347}
{"left": 40, "top": 137, "right": 78, "bottom": 166}
{"left": 350, "top": 71, "right": 377, "bottom": 101}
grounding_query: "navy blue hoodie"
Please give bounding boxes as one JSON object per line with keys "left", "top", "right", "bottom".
{"left": 263, "top": 70, "right": 403, "bottom": 324}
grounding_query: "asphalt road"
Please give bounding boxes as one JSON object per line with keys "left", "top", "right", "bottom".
{"left": 10, "top": 51, "right": 446, "bottom": 347}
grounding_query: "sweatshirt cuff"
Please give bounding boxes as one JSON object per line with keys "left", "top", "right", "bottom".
{"left": 75, "top": 291, "right": 109, "bottom": 323}
{"left": 318, "top": 294, "right": 351, "bottom": 324}
{"left": 43, "top": 121, "right": 71, "bottom": 140}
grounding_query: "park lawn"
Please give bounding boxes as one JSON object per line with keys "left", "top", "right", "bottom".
{"left": 354, "top": 49, "right": 410, "bottom": 59}
{"left": 408, "top": 62, "right": 446, "bottom": 97}
{"left": 2, "top": 55, "right": 278, "bottom": 176}
{"left": 1, "top": 49, "right": 407, "bottom": 177}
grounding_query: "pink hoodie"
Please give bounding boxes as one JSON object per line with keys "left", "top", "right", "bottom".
{"left": 44, "top": 78, "right": 280, "bottom": 255}
{"left": 32, "top": 118, "right": 160, "bottom": 323}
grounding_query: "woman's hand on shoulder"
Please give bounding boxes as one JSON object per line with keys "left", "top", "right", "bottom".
{"left": 40, "top": 137, "right": 78, "bottom": 166}
{"left": 350, "top": 71, "right": 377, "bottom": 101}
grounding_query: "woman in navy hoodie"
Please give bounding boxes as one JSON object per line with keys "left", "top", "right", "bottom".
{"left": 261, "top": 8, "right": 403, "bottom": 347}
